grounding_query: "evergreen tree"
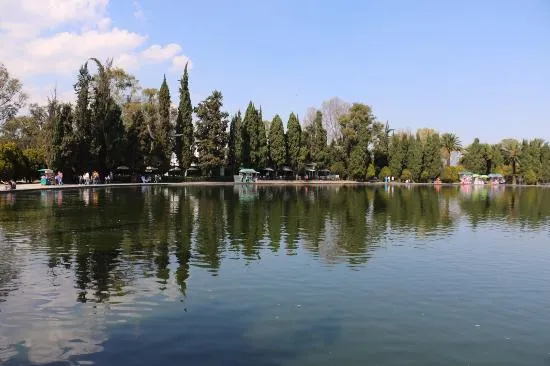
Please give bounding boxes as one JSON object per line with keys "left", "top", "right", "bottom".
{"left": 373, "top": 121, "right": 393, "bottom": 171}
{"left": 157, "top": 74, "right": 172, "bottom": 169}
{"left": 540, "top": 143, "right": 550, "bottom": 183}
{"left": 407, "top": 134, "right": 423, "bottom": 182}
{"left": 194, "top": 91, "right": 228, "bottom": 176}
{"left": 422, "top": 133, "right": 443, "bottom": 180}
{"left": 461, "top": 138, "right": 486, "bottom": 174}
{"left": 227, "top": 111, "right": 242, "bottom": 171}
{"left": 338, "top": 103, "right": 375, "bottom": 175}
{"left": 104, "top": 102, "right": 125, "bottom": 171}
{"left": 256, "top": 107, "right": 268, "bottom": 168}
{"left": 241, "top": 102, "right": 256, "bottom": 167}
{"left": 126, "top": 110, "right": 149, "bottom": 171}
{"left": 286, "top": 112, "right": 302, "bottom": 171}
{"left": 268, "top": 114, "right": 286, "bottom": 170}
{"left": 175, "top": 64, "right": 194, "bottom": 170}
{"left": 73, "top": 62, "right": 92, "bottom": 173}
{"left": 51, "top": 104, "right": 74, "bottom": 173}
{"left": 305, "top": 110, "right": 328, "bottom": 165}
{"left": 389, "top": 133, "right": 405, "bottom": 178}
{"left": 88, "top": 58, "right": 111, "bottom": 173}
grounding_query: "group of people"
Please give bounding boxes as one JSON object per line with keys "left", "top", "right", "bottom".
{"left": 78, "top": 171, "right": 114, "bottom": 185}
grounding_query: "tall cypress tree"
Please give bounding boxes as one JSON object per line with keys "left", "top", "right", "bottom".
{"left": 256, "top": 107, "right": 268, "bottom": 168}
{"left": 89, "top": 58, "right": 111, "bottom": 174}
{"left": 175, "top": 64, "right": 194, "bottom": 170}
{"left": 158, "top": 74, "right": 172, "bottom": 169}
{"left": 308, "top": 110, "right": 327, "bottom": 165}
{"left": 241, "top": 102, "right": 256, "bottom": 167}
{"left": 286, "top": 113, "right": 302, "bottom": 171}
{"left": 422, "top": 133, "right": 443, "bottom": 180}
{"left": 51, "top": 104, "right": 74, "bottom": 173}
{"left": 227, "top": 111, "right": 242, "bottom": 171}
{"left": 194, "top": 91, "right": 228, "bottom": 176}
{"left": 407, "top": 133, "right": 423, "bottom": 182}
{"left": 73, "top": 63, "right": 91, "bottom": 173}
{"left": 268, "top": 114, "right": 286, "bottom": 170}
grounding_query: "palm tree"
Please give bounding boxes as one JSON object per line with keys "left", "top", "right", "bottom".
{"left": 500, "top": 138, "right": 521, "bottom": 184}
{"left": 441, "top": 133, "right": 462, "bottom": 166}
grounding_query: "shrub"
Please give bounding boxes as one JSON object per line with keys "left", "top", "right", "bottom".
{"left": 441, "top": 166, "right": 460, "bottom": 183}
{"left": 378, "top": 166, "right": 392, "bottom": 180}
{"left": 400, "top": 168, "right": 412, "bottom": 182}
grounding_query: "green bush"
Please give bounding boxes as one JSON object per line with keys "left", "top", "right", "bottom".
{"left": 378, "top": 166, "right": 392, "bottom": 180}
{"left": 441, "top": 166, "right": 460, "bottom": 183}
{"left": 366, "top": 163, "right": 376, "bottom": 180}
{"left": 420, "top": 170, "right": 430, "bottom": 182}
{"left": 400, "top": 168, "right": 412, "bottom": 182}
{"left": 522, "top": 169, "right": 538, "bottom": 185}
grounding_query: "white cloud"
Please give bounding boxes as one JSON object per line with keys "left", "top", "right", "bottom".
{"left": 141, "top": 44, "right": 182, "bottom": 62}
{"left": 0, "top": 0, "right": 191, "bottom": 106}
{"left": 0, "top": 0, "right": 109, "bottom": 38}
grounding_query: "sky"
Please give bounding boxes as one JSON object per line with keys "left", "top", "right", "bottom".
{"left": 1, "top": 0, "right": 549, "bottom": 144}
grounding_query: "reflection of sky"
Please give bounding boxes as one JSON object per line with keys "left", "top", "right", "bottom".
{"left": 1, "top": 186, "right": 550, "bottom": 365}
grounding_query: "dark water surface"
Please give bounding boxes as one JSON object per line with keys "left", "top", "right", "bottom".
{"left": 1, "top": 185, "right": 549, "bottom": 365}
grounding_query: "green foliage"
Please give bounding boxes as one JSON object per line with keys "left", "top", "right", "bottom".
{"left": 441, "top": 133, "right": 462, "bottom": 166}
{"left": 500, "top": 138, "right": 521, "bottom": 184}
{"left": 157, "top": 74, "right": 172, "bottom": 169}
{"left": 407, "top": 134, "right": 423, "bottom": 182}
{"left": 0, "top": 63, "right": 28, "bottom": 124}
{"left": 73, "top": 62, "right": 92, "bottom": 172}
{"left": 125, "top": 110, "right": 149, "bottom": 171}
{"left": 194, "top": 91, "right": 228, "bottom": 175}
{"left": 256, "top": 108, "right": 269, "bottom": 168}
{"left": 227, "top": 111, "right": 242, "bottom": 171}
{"left": 422, "top": 133, "right": 443, "bottom": 179}
{"left": 268, "top": 114, "right": 286, "bottom": 170}
{"left": 175, "top": 64, "right": 194, "bottom": 171}
{"left": 378, "top": 166, "right": 391, "bottom": 180}
{"left": 461, "top": 138, "right": 486, "bottom": 174}
{"left": 339, "top": 103, "right": 374, "bottom": 159}
{"left": 286, "top": 113, "right": 302, "bottom": 171}
{"left": 23, "top": 147, "right": 46, "bottom": 181}
{"left": 372, "top": 121, "right": 392, "bottom": 169}
{"left": 389, "top": 133, "right": 406, "bottom": 178}
{"left": 304, "top": 110, "right": 328, "bottom": 165}
{"left": 0, "top": 142, "right": 25, "bottom": 179}
{"left": 366, "top": 163, "right": 376, "bottom": 179}
{"left": 420, "top": 170, "right": 430, "bottom": 182}
{"left": 51, "top": 103, "right": 76, "bottom": 174}
{"left": 348, "top": 146, "right": 367, "bottom": 180}
{"left": 441, "top": 166, "right": 460, "bottom": 183}
{"left": 401, "top": 168, "right": 413, "bottom": 181}
{"left": 523, "top": 168, "right": 538, "bottom": 185}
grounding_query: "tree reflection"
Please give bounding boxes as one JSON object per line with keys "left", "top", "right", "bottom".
{"left": 0, "top": 185, "right": 548, "bottom": 306}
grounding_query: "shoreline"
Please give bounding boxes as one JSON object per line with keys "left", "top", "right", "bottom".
{"left": 1, "top": 180, "right": 548, "bottom": 193}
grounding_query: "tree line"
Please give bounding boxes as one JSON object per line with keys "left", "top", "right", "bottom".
{"left": 1, "top": 60, "right": 549, "bottom": 184}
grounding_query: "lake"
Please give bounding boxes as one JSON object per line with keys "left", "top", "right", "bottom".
{"left": 1, "top": 185, "right": 549, "bottom": 365}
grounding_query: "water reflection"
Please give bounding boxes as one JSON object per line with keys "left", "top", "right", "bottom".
{"left": 0, "top": 185, "right": 549, "bottom": 364}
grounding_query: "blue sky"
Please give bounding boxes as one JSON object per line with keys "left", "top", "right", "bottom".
{"left": 2, "top": 0, "right": 549, "bottom": 144}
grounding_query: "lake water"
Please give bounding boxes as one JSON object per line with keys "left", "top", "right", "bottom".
{"left": 1, "top": 185, "right": 549, "bottom": 365}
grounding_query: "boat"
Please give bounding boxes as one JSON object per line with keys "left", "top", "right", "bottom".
{"left": 234, "top": 168, "right": 260, "bottom": 184}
